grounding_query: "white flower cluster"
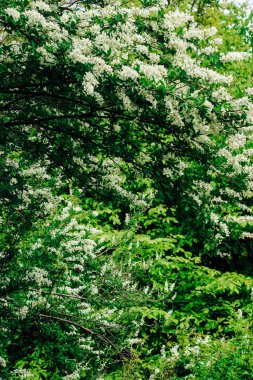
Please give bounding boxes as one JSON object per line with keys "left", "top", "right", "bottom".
{"left": 26, "top": 267, "right": 52, "bottom": 287}
{"left": 246, "top": 88, "right": 253, "bottom": 96}
{"left": 174, "top": 53, "right": 233, "bottom": 84}
{"left": 227, "top": 133, "right": 246, "bottom": 150}
{"left": 220, "top": 52, "right": 251, "bottom": 63}
{"left": 241, "top": 232, "right": 253, "bottom": 239}
{"left": 5, "top": 8, "right": 20, "bottom": 21}
{"left": 83, "top": 72, "right": 99, "bottom": 96}
{"left": 30, "top": 1, "right": 51, "bottom": 12}
{"left": 11, "top": 369, "right": 34, "bottom": 379}
{"left": 0, "top": 356, "right": 6, "bottom": 367}
{"left": 164, "top": 11, "right": 194, "bottom": 30}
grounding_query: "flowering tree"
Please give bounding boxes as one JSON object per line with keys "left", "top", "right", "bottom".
{"left": 0, "top": 0, "right": 253, "bottom": 377}
{"left": 1, "top": 0, "right": 253, "bottom": 258}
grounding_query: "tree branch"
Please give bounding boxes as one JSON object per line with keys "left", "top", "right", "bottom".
{"left": 39, "top": 313, "right": 114, "bottom": 346}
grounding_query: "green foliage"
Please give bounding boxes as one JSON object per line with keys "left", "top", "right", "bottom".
{"left": 0, "top": 0, "right": 253, "bottom": 378}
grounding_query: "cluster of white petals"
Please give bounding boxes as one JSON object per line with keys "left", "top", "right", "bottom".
{"left": 5, "top": 8, "right": 20, "bottom": 21}
{"left": 220, "top": 52, "right": 251, "bottom": 63}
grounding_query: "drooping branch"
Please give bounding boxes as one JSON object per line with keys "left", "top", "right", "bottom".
{"left": 39, "top": 313, "right": 115, "bottom": 346}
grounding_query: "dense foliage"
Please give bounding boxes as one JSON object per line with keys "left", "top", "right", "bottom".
{"left": 0, "top": 0, "right": 253, "bottom": 378}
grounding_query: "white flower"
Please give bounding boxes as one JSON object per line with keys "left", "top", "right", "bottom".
{"left": 6, "top": 8, "right": 20, "bottom": 21}
{"left": 170, "top": 345, "right": 179, "bottom": 358}
{"left": 237, "top": 309, "right": 243, "bottom": 319}
{"left": 0, "top": 356, "right": 6, "bottom": 367}
{"left": 27, "top": 267, "right": 52, "bottom": 287}
{"left": 61, "top": 13, "right": 70, "bottom": 24}
{"left": 19, "top": 306, "right": 29, "bottom": 319}
{"left": 165, "top": 310, "right": 173, "bottom": 319}
{"left": 91, "top": 286, "right": 99, "bottom": 295}
{"left": 11, "top": 369, "right": 34, "bottom": 379}
{"left": 149, "top": 53, "right": 160, "bottom": 63}
{"left": 119, "top": 66, "right": 139, "bottom": 81}
{"left": 164, "top": 11, "right": 193, "bottom": 30}
{"left": 30, "top": 1, "right": 51, "bottom": 12}
{"left": 241, "top": 232, "right": 253, "bottom": 239}
{"left": 83, "top": 72, "right": 99, "bottom": 96}
{"left": 171, "top": 292, "right": 177, "bottom": 300}
{"left": 139, "top": 63, "right": 167, "bottom": 82}
{"left": 10, "top": 178, "right": 18, "bottom": 185}
{"left": 161, "top": 345, "right": 166, "bottom": 358}
{"left": 210, "top": 212, "right": 219, "bottom": 224}
{"left": 72, "top": 206, "right": 82, "bottom": 213}
{"left": 62, "top": 370, "right": 80, "bottom": 380}
{"left": 213, "top": 37, "right": 223, "bottom": 45}
{"left": 25, "top": 9, "right": 47, "bottom": 27}
{"left": 202, "top": 335, "right": 210, "bottom": 344}
{"left": 221, "top": 52, "right": 251, "bottom": 63}
{"left": 246, "top": 88, "right": 253, "bottom": 96}
{"left": 127, "top": 338, "right": 142, "bottom": 345}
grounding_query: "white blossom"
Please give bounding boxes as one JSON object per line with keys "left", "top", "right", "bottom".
{"left": 221, "top": 52, "right": 251, "bottom": 63}
{"left": 6, "top": 8, "right": 20, "bottom": 21}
